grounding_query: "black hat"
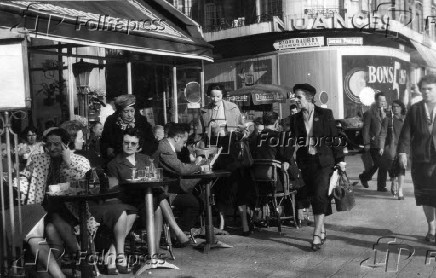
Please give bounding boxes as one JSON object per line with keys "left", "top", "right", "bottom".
{"left": 293, "top": 83, "right": 317, "bottom": 96}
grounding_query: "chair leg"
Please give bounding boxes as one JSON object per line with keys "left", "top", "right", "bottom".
{"left": 163, "top": 223, "right": 175, "bottom": 260}
{"left": 291, "top": 193, "right": 298, "bottom": 229}
{"left": 271, "top": 195, "right": 281, "bottom": 234}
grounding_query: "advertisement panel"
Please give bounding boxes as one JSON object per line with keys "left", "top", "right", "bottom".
{"left": 342, "top": 55, "right": 410, "bottom": 119}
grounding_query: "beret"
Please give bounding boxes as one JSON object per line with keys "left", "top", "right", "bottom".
{"left": 293, "top": 83, "right": 317, "bottom": 96}
{"left": 115, "top": 94, "right": 135, "bottom": 110}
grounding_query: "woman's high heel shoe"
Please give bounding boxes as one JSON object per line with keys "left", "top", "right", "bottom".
{"left": 311, "top": 235, "right": 323, "bottom": 251}
{"left": 320, "top": 231, "right": 327, "bottom": 244}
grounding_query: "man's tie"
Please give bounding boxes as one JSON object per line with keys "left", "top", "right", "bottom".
{"left": 432, "top": 112, "right": 436, "bottom": 152}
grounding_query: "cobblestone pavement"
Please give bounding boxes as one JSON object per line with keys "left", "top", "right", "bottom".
{"left": 102, "top": 152, "right": 436, "bottom": 278}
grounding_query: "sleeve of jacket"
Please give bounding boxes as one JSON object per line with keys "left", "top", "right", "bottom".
{"left": 138, "top": 117, "right": 155, "bottom": 156}
{"left": 326, "top": 109, "right": 344, "bottom": 163}
{"left": 397, "top": 109, "right": 411, "bottom": 155}
{"left": 362, "top": 111, "right": 371, "bottom": 146}
{"left": 159, "top": 149, "right": 201, "bottom": 175}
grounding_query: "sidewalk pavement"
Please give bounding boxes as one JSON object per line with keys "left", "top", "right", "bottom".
{"left": 102, "top": 152, "right": 436, "bottom": 278}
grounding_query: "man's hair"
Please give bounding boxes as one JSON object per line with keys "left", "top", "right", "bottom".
{"left": 167, "top": 123, "right": 190, "bottom": 138}
{"left": 374, "top": 92, "right": 386, "bottom": 101}
{"left": 290, "top": 104, "right": 297, "bottom": 110}
{"left": 44, "top": 128, "right": 70, "bottom": 145}
{"left": 207, "top": 83, "right": 227, "bottom": 97}
{"left": 253, "top": 117, "right": 263, "bottom": 125}
{"left": 262, "top": 112, "right": 279, "bottom": 126}
{"left": 153, "top": 125, "right": 164, "bottom": 134}
{"left": 418, "top": 74, "right": 436, "bottom": 89}
{"left": 123, "top": 127, "right": 144, "bottom": 149}
{"left": 59, "top": 120, "right": 86, "bottom": 150}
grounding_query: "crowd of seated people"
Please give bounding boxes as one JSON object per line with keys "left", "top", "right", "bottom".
{"left": 5, "top": 88, "right": 334, "bottom": 276}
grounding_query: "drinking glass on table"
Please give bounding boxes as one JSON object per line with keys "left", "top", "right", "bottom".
{"left": 137, "top": 170, "right": 146, "bottom": 181}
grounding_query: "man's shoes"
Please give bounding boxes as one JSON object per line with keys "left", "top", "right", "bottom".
{"left": 359, "top": 174, "right": 369, "bottom": 188}
{"left": 377, "top": 188, "right": 388, "bottom": 192}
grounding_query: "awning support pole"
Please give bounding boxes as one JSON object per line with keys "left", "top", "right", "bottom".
{"left": 277, "top": 53, "right": 282, "bottom": 119}
{"left": 201, "top": 60, "right": 205, "bottom": 107}
{"left": 127, "top": 61, "right": 132, "bottom": 94}
{"left": 67, "top": 48, "right": 75, "bottom": 120}
{"left": 172, "top": 66, "right": 178, "bottom": 123}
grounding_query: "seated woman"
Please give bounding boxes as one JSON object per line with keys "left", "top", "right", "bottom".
{"left": 107, "top": 128, "right": 192, "bottom": 248}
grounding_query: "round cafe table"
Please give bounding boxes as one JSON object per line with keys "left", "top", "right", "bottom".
{"left": 46, "top": 191, "right": 119, "bottom": 277}
{"left": 182, "top": 170, "right": 232, "bottom": 253}
{"left": 119, "top": 177, "right": 178, "bottom": 275}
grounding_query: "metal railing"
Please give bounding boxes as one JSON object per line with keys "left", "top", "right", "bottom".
{"left": 203, "top": 12, "right": 284, "bottom": 32}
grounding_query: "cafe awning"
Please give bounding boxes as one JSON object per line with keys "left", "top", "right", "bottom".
{"left": 0, "top": 0, "right": 213, "bottom": 61}
{"left": 411, "top": 41, "right": 436, "bottom": 69}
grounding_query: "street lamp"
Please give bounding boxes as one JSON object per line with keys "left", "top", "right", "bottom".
{"left": 72, "top": 59, "right": 99, "bottom": 119}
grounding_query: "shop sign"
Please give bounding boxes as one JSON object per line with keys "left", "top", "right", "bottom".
{"left": 327, "top": 37, "right": 363, "bottom": 46}
{"left": 253, "top": 92, "right": 286, "bottom": 104}
{"left": 273, "top": 36, "right": 324, "bottom": 50}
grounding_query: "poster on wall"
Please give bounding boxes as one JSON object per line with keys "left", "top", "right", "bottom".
{"left": 0, "top": 41, "right": 30, "bottom": 110}
{"left": 342, "top": 55, "right": 410, "bottom": 119}
{"left": 235, "top": 59, "right": 273, "bottom": 89}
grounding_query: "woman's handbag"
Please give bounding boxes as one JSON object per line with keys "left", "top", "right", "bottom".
{"left": 332, "top": 169, "right": 355, "bottom": 211}
{"left": 287, "top": 159, "right": 305, "bottom": 190}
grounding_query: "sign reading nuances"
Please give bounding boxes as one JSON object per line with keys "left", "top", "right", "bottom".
{"left": 0, "top": 41, "right": 30, "bottom": 110}
{"left": 273, "top": 37, "right": 324, "bottom": 50}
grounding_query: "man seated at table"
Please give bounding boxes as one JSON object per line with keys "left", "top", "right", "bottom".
{"left": 252, "top": 112, "right": 293, "bottom": 191}
{"left": 156, "top": 123, "right": 209, "bottom": 234}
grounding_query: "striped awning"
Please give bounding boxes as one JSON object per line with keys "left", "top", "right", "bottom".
{"left": 0, "top": 0, "right": 213, "bottom": 61}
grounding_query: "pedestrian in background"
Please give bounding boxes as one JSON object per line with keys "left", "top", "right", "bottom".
{"left": 398, "top": 74, "right": 436, "bottom": 243}
{"left": 359, "top": 92, "right": 388, "bottom": 192}
{"left": 380, "top": 100, "right": 406, "bottom": 200}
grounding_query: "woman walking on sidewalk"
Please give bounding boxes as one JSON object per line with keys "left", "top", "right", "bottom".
{"left": 398, "top": 74, "right": 436, "bottom": 243}
{"left": 289, "top": 84, "right": 345, "bottom": 251}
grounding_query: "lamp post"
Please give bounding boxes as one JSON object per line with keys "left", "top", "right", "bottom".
{"left": 72, "top": 59, "right": 99, "bottom": 119}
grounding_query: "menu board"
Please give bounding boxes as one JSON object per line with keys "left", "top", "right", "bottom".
{"left": 0, "top": 41, "right": 31, "bottom": 110}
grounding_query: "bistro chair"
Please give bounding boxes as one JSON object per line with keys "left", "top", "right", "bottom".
{"left": 250, "top": 159, "right": 297, "bottom": 234}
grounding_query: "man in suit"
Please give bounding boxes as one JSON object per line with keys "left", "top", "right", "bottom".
{"left": 289, "top": 83, "right": 344, "bottom": 251}
{"left": 156, "top": 123, "right": 208, "bottom": 232}
{"left": 201, "top": 84, "right": 244, "bottom": 136}
{"left": 398, "top": 74, "right": 436, "bottom": 243}
{"left": 359, "top": 92, "right": 388, "bottom": 191}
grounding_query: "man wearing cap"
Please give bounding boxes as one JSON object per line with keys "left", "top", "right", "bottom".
{"left": 101, "top": 94, "right": 154, "bottom": 162}
{"left": 288, "top": 83, "right": 344, "bottom": 251}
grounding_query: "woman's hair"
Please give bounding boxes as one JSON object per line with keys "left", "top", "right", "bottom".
{"left": 123, "top": 127, "right": 144, "bottom": 150}
{"left": 44, "top": 128, "right": 70, "bottom": 145}
{"left": 392, "top": 100, "right": 406, "bottom": 115}
{"left": 21, "top": 126, "right": 38, "bottom": 141}
{"left": 207, "top": 84, "right": 227, "bottom": 97}
{"left": 59, "top": 120, "right": 86, "bottom": 150}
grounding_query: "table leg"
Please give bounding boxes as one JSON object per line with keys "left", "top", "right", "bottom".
{"left": 135, "top": 188, "right": 178, "bottom": 275}
{"left": 196, "top": 179, "right": 232, "bottom": 252}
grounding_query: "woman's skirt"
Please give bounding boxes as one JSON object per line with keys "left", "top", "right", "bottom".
{"left": 412, "top": 160, "right": 436, "bottom": 207}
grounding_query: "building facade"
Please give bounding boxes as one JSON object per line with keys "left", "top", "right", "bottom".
{"left": 170, "top": 0, "right": 436, "bottom": 120}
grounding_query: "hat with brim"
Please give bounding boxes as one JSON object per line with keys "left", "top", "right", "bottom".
{"left": 293, "top": 83, "right": 317, "bottom": 97}
{"left": 115, "top": 94, "right": 136, "bottom": 110}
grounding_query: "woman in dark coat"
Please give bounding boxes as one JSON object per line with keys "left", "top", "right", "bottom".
{"left": 289, "top": 84, "right": 344, "bottom": 251}
{"left": 398, "top": 74, "right": 436, "bottom": 243}
{"left": 101, "top": 94, "right": 155, "bottom": 163}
